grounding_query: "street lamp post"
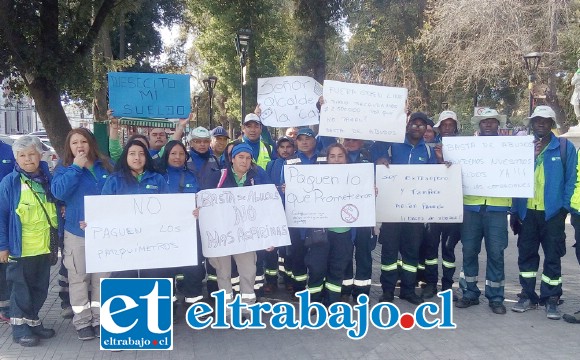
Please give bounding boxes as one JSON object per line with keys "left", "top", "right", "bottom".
{"left": 202, "top": 76, "right": 218, "bottom": 129}
{"left": 523, "top": 52, "right": 542, "bottom": 116}
{"left": 235, "top": 29, "right": 252, "bottom": 121}
{"left": 193, "top": 95, "right": 201, "bottom": 127}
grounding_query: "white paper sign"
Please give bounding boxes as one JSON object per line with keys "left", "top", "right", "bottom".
{"left": 284, "top": 163, "right": 376, "bottom": 227}
{"left": 442, "top": 136, "right": 534, "bottom": 197}
{"left": 376, "top": 165, "right": 463, "bottom": 223}
{"left": 84, "top": 194, "right": 198, "bottom": 273}
{"left": 319, "top": 80, "right": 408, "bottom": 142}
{"left": 197, "top": 184, "right": 291, "bottom": 258}
{"left": 257, "top": 76, "right": 323, "bottom": 127}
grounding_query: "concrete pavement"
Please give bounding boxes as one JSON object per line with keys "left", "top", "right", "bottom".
{"left": 1, "top": 222, "right": 579, "bottom": 360}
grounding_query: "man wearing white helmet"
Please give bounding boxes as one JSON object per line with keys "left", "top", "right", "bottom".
{"left": 512, "top": 106, "right": 577, "bottom": 320}
{"left": 241, "top": 113, "right": 273, "bottom": 171}
{"left": 456, "top": 109, "right": 512, "bottom": 315}
{"left": 420, "top": 111, "right": 462, "bottom": 299}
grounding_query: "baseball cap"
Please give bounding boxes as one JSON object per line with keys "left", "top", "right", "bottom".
{"left": 409, "top": 112, "right": 434, "bottom": 127}
{"left": 187, "top": 126, "right": 210, "bottom": 142}
{"left": 276, "top": 136, "right": 294, "bottom": 147}
{"left": 211, "top": 126, "right": 230, "bottom": 138}
{"left": 297, "top": 128, "right": 315, "bottom": 138}
{"left": 243, "top": 113, "right": 262, "bottom": 125}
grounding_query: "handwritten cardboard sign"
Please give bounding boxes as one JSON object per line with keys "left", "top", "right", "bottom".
{"left": 319, "top": 80, "right": 408, "bottom": 142}
{"left": 108, "top": 72, "right": 191, "bottom": 118}
{"left": 197, "top": 184, "right": 291, "bottom": 258}
{"left": 257, "top": 76, "right": 323, "bottom": 127}
{"left": 284, "top": 163, "right": 376, "bottom": 227}
{"left": 84, "top": 194, "right": 198, "bottom": 273}
{"left": 376, "top": 165, "right": 463, "bottom": 223}
{"left": 442, "top": 136, "right": 534, "bottom": 197}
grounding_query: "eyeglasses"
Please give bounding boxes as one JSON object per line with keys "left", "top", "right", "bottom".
{"left": 410, "top": 124, "right": 426, "bottom": 129}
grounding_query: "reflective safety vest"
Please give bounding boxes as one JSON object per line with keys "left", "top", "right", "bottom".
{"left": 256, "top": 141, "right": 272, "bottom": 170}
{"left": 463, "top": 195, "right": 511, "bottom": 208}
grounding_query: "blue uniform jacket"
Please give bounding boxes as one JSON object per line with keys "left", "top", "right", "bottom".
{"left": 164, "top": 165, "right": 199, "bottom": 193}
{"left": 0, "top": 162, "right": 59, "bottom": 257}
{"left": 0, "top": 141, "right": 15, "bottom": 180}
{"left": 101, "top": 170, "right": 169, "bottom": 195}
{"left": 371, "top": 137, "right": 436, "bottom": 164}
{"left": 513, "top": 134, "right": 577, "bottom": 221}
{"left": 51, "top": 160, "right": 112, "bottom": 237}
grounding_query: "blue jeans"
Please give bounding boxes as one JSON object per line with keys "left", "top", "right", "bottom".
{"left": 460, "top": 210, "right": 508, "bottom": 302}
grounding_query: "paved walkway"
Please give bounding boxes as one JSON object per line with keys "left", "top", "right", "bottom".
{"left": 1, "top": 222, "right": 580, "bottom": 360}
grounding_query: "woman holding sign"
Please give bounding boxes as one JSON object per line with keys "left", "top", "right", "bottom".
{"left": 199, "top": 143, "right": 271, "bottom": 313}
{"left": 305, "top": 143, "right": 355, "bottom": 305}
{"left": 52, "top": 128, "right": 114, "bottom": 341}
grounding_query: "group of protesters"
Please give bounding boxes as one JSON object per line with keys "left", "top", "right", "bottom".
{"left": 1, "top": 99, "right": 580, "bottom": 348}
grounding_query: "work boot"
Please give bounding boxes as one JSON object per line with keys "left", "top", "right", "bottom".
{"left": 512, "top": 293, "right": 538, "bottom": 313}
{"left": 455, "top": 297, "right": 480, "bottom": 308}
{"left": 399, "top": 292, "right": 424, "bottom": 305}
{"left": 77, "top": 326, "right": 95, "bottom": 341}
{"left": 31, "top": 325, "right": 55, "bottom": 339}
{"left": 546, "top": 296, "right": 561, "bottom": 320}
{"left": 563, "top": 310, "right": 580, "bottom": 324}
{"left": 489, "top": 301, "right": 507, "bottom": 315}
{"left": 422, "top": 283, "right": 437, "bottom": 299}
{"left": 379, "top": 291, "right": 394, "bottom": 303}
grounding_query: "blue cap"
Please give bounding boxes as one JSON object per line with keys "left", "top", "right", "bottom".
{"left": 297, "top": 128, "right": 315, "bottom": 138}
{"left": 231, "top": 143, "right": 254, "bottom": 159}
{"left": 409, "top": 112, "right": 434, "bottom": 127}
{"left": 211, "top": 126, "right": 230, "bottom": 138}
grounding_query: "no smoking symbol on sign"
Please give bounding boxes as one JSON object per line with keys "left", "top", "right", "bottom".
{"left": 341, "top": 204, "right": 359, "bottom": 223}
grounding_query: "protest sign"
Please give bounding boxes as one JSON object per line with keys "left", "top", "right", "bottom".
{"left": 197, "top": 184, "right": 291, "bottom": 258}
{"left": 319, "top": 80, "right": 408, "bottom": 142}
{"left": 376, "top": 165, "right": 463, "bottom": 223}
{"left": 442, "top": 136, "right": 534, "bottom": 197}
{"left": 84, "top": 194, "right": 198, "bottom": 273}
{"left": 257, "top": 76, "right": 323, "bottom": 127}
{"left": 108, "top": 72, "right": 191, "bottom": 118}
{"left": 284, "top": 163, "right": 376, "bottom": 227}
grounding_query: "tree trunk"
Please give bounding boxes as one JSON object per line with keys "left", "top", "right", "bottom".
{"left": 26, "top": 77, "right": 72, "bottom": 156}
{"left": 545, "top": 0, "right": 568, "bottom": 133}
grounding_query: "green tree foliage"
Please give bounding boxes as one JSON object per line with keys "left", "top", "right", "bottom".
{"left": 185, "top": 0, "right": 293, "bottom": 129}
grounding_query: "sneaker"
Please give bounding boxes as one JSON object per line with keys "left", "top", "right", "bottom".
{"left": 546, "top": 296, "right": 561, "bottom": 320}
{"left": 455, "top": 297, "right": 480, "bottom": 308}
{"left": 422, "top": 283, "right": 437, "bottom": 299}
{"left": 511, "top": 294, "right": 538, "bottom": 313}
{"left": 399, "top": 292, "right": 424, "bottom": 305}
{"left": 77, "top": 326, "right": 95, "bottom": 341}
{"left": 93, "top": 325, "right": 100, "bottom": 338}
{"left": 61, "top": 306, "right": 74, "bottom": 319}
{"left": 489, "top": 301, "right": 507, "bottom": 315}
{"left": 379, "top": 291, "right": 394, "bottom": 303}
{"left": 563, "top": 310, "right": 580, "bottom": 324}
{"left": 13, "top": 335, "right": 39, "bottom": 347}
